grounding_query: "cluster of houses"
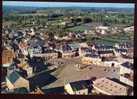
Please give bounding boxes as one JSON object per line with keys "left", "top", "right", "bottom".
{"left": 1, "top": 26, "right": 134, "bottom": 95}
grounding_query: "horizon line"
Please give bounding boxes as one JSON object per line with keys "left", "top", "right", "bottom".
{"left": 3, "top": 1, "right": 135, "bottom": 8}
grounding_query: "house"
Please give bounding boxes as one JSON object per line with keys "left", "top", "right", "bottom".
{"left": 79, "top": 47, "right": 92, "bottom": 57}
{"left": 30, "top": 87, "right": 44, "bottom": 94}
{"left": 79, "top": 43, "right": 89, "bottom": 48}
{"left": 81, "top": 53, "right": 101, "bottom": 65}
{"left": 56, "top": 44, "right": 77, "bottom": 58}
{"left": 119, "top": 42, "right": 133, "bottom": 49}
{"left": 42, "top": 86, "right": 65, "bottom": 94}
{"left": 120, "top": 61, "right": 133, "bottom": 74}
{"left": 18, "top": 40, "right": 28, "bottom": 56}
{"left": 31, "top": 45, "right": 43, "bottom": 54}
{"left": 64, "top": 80, "right": 91, "bottom": 95}
{"left": 28, "top": 36, "right": 45, "bottom": 48}
{"left": 92, "top": 77, "right": 128, "bottom": 95}
{"left": 6, "top": 71, "right": 30, "bottom": 90}
{"left": 114, "top": 48, "right": 127, "bottom": 55}
{"left": 120, "top": 73, "right": 133, "bottom": 87}
{"left": 27, "top": 28, "right": 35, "bottom": 36}
{"left": 32, "top": 50, "right": 58, "bottom": 60}
{"left": 68, "top": 43, "right": 79, "bottom": 51}
{"left": 14, "top": 87, "right": 29, "bottom": 94}
{"left": 13, "top": 31, "right": 24, "bottom": 39}
{"left": 98, "top": 50, "right": 115, "bottom": 58}
{"left": 95, "top": 44, "right": 114, "bottom": 51}
{"left": 17, "top": 59, "right": 33, "bottom": 77}
{"left": 102, "top": 60, "right": 120, "bottom": 67}
{"left": 62, "top": 51, "right": 76, "bottom": 58}
{"left": 2, "top": 48, "right": 15, "bottom": 67}
{"left": 123, "top": 26, "right": 134, "bottom": 33}
{"left": 95, "top": 26, "right": 109, "bottom": 35}
{"left": 121, "top": 48, "right": 133, "bottom": 59}
{"left": 119, "top": 61, "right": 133, "bottom": 87}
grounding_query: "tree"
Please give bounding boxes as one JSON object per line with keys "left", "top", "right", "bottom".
{"left": 83, "top": 17, "right": 92, "bottom": 23}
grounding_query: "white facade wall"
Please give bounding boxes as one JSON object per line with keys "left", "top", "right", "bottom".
{"left": 120, "top": 66, "right": 133, "bottom": 74}
{"left": 120, "top": 76, "right": 133, "bottom": 87}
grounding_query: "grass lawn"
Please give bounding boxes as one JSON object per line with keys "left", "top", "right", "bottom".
{"left": 88, "top": 32, "right": 133, "bottom": 45}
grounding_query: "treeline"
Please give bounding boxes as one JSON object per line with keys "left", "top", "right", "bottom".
{"left": 89, "top": 13, "right": 134, "bottom": 26}
{"left": 3, "top": 12, "right": 133, "bottom": 28}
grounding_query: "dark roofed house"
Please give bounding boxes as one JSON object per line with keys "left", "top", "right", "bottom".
{"left": 6, "top": 71, "right": 30, "bottom": 90}
{"left": 43, "top": 86, "right": 65, "bottom": 94}
{"left": 7, "top": 71, "right": 20, "bottom": 84}
{"left": 68, "top": 43, "right": 80, "bottom": 51}
{"left": 115, "top": 48, "right": 127, "bottom": 53}
{"left": 64, "top": 80, "right": 92, "bottom": 95}
{"left": 121, "top": 62, "right": 133, "bottom": 70}
{"left": 28, "top": 36, "right": 45, "bottom": 48}
{"left": 14, "top": 87, "right": 29, "bottom": 94}
{"left": 98, "top": 50, "right": 115, "bottom": 58}
{"left": 95, "top": 44, "right": 114, "bottom": 51}
{"left": 85, "top": 53, "right": 99, "bottom": 58}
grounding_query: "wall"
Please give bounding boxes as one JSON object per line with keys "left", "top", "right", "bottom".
{"left": 64, "top": 84, "right": 74, "bottom": 95}
{"left": 6, "top": 78, "right": 14, "bottom": 90}
{"left": 120, "top": 76, "right": 133, "bottom": 87}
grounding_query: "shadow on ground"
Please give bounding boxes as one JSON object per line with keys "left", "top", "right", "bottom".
{"left": 28, "top": 72, "right": 57, "bottom": 91}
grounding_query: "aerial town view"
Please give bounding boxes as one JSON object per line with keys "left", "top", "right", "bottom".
{"left": 1, "top": 1, "right": 134, "bottom": 95}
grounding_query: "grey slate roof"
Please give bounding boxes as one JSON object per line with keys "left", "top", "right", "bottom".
{"left": 121, "top": 62, "right": 133, "bottom": 70}
{"left": 70, "top": 80, "right": 91, "bottom": 91}
{"left": 7, "top": 71, "right": 20, "bottom": 84}
{"left": 14, "top": 87, "right": 29, "bottom": 94}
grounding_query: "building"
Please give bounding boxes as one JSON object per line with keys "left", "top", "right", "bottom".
{"left": 79, "top": 43, "right": 89, "bottom": 48}
{"left": 64, "top": 80, "right": 91, "bottom": 95}
{"left": 14, "top": 87, "right": 29, "bottom": 94}
{"left": 98, "top": 50, "right": 115, "bottom": 58}
{"left": 2, "top": 48, "right": 15, "bottom": 80}
{"left": 17, "top": 59, "right": 33, "bottom": 77}
{"left": 6, "top": 71, "right": 30, "bottom": 90}
{"left": 95, "top": 44, "right": 114, "bottom": 51}
{"left": 120, "top": 61, "right": 133, "bottom": 74}
{"left": 119, "top": 61, "right": 133, "bottom": 87}
{"left": 81, "top": 53, "right": 101, "bottom": 65}
{"left": 42, "top": 86, "right": 65, "bottom": 94}
{"left": 123, "top": 26, "right": 134, "bottom": 33}
{"left": 95, "top": 26, "right": 109, "bottom": 35}
{"left": 18, "top": 40, "right": 28, "bottom": 56}
{"left": 62, "top": 51, "right": 76, "bottom": 58}
{"left": 27, "top": 28, "right": 35, "bottom": 36}
{"left": 68, "top": 43, "right": 79, "bottom": 51}
{"left": 79, "top": 47, "right": 92, "bottom": 57}
{"left": 32, "top": 51, "right": 58, "bottom": 60}
{"left": 92, "top": 77, "right": 128, "bottom": 95}
{"left": 2, "top": 48, "right": 15, "bottom": 67}
{"left": 120, "top": 73, "right": 133, "bottom": 87}
{"left": 114, "top": 48, "right": 127, "bottom": 56}
{"left": 30, "top": 87, "right": 44, "bottom": 94}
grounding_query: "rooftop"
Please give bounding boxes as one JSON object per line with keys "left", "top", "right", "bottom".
{"left": 2, "top": 49, "right": 15, "bottom": 65}
{"left": 70, "top": 80, "right": 91, "bottom": 91}
{"left": 93, "top": 77, "right": 128, "bottom": 95}
{"left": 7, "top": 71, "right": 21, "bottom": 84}
{"left": 121, "top": 61, "right": 133, "bottom": 70}
{"left": 85, "top": 53, "right": 99, "bottom": 58}
{"left": 98, "top": 50, "right": 114, "bottom": 55}
{"left": 14, "top": 87, "right": 29, "bottom": 94}
{"left": 42, "top": 86, "right": 65, "bottom": 94}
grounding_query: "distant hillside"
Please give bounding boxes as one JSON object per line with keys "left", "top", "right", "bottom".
{"left": 3, "top": 5, "right": 42, "bottom": 15}
{"left": 3, "top": 5, "right": 134, "bottom": 16}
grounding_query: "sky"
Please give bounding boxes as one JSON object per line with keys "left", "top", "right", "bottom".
{"left": 3, "top": 1, "right": 134, "bottom": 8}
